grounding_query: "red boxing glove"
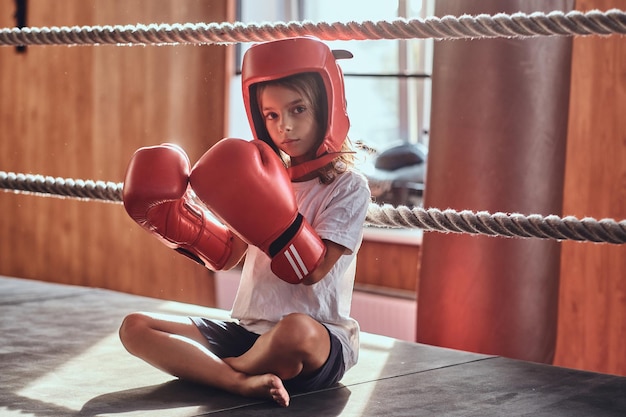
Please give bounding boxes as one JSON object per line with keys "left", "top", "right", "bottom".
{"left": 189, "top": 138, "right": 326, "bottom": 284}
{"left": 122, "top": 143, "right": 233, "bottom": 270}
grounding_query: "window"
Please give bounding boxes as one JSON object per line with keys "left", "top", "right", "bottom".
{"left": 229, "top": 0, "right": 433, "bottom": 152}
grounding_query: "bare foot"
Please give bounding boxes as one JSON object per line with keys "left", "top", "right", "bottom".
{"left": 239, "top": 373, "right": 290, "bottom": 407}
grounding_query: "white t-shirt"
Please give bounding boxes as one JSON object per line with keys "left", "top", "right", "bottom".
{"left": 230, "top": 169, "right": 371, "bottom": 371}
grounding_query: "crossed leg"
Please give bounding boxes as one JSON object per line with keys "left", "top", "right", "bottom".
{"left": 118, "top": 311, "right": 331, "bottom": 407}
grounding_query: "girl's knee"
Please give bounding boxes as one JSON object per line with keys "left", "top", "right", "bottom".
{"left": 272, "top": 313, "right": 331, "bottom": 376}
{"left": 275, "top": 313, "right": 327, "bottom": 350}
{"left": 280, "top": 312, "right": 314, "bottom": 326}
{"left": 118, "top": 312, "right": 151, "bottom": 351}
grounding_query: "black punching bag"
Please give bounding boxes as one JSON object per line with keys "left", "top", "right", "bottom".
{"left": 416, "top": 0, "right": 573, "bottom": 363}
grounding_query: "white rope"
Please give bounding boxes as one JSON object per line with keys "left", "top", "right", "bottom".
{"left": 1, "top": 170, "right": 625, "bottom": 244}
{"left": 1, "top": 9, "right": 626, "bottom": 47}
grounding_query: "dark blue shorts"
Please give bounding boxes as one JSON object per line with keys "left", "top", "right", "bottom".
{"left": 190, "top": 317, "right": 345, "bottom": 393}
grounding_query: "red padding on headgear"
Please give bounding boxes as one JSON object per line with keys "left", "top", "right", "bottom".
{"left": 242, "top": 37, "right": 351, "bottom": 179}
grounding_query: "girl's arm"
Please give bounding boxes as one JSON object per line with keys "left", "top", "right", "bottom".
{"left": 301, "top": 240, "right": 348, "bottom": 285}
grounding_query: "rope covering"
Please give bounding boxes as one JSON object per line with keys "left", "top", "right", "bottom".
{"left": 2, "top": 170, "right": 625, "bottom": 244}
{"left": 1, "top": 9, "right": 626, "bottom": 47}
{"left": 0, "top": 171, "right": 122, "bottom": 203}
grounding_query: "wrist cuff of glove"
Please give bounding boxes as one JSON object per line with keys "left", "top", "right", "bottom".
{"left": 269, "top": 214, "right": 326, "bottom": 284}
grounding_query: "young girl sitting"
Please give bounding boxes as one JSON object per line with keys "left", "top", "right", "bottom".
{"left": 120, "top": 36, "right": 371, "bottom": 408}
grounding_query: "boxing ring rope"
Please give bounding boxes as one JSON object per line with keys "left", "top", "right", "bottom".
{"left": 2, "top": 170, "right": 625, "bottom": 245}
{"left": 0, "top": 8, "right": 626, "bottom": 47}
{"left": 2, "top": 9, "right": 626, "bottom": 244}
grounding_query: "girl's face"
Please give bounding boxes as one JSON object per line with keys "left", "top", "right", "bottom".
{"left": 259, "top": 84, "right": 321, "bottom": 165}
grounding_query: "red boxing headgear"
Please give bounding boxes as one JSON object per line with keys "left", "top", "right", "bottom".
{"left": 241, "top": 37, "right": 352, "bottom": 180}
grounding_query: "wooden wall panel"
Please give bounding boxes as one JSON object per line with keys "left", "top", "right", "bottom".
{"left": 555, "top": 0, "right": 626, "bottom": 375}
{"left": 356, "top": 240, "right": 420, "bottom": 295}
{"left": 0, "top": 0, "right": 235, "bottom": 306}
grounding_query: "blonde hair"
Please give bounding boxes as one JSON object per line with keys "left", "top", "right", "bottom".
{"left": 254, "top": 72, "right": 355, "bottom": 184}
